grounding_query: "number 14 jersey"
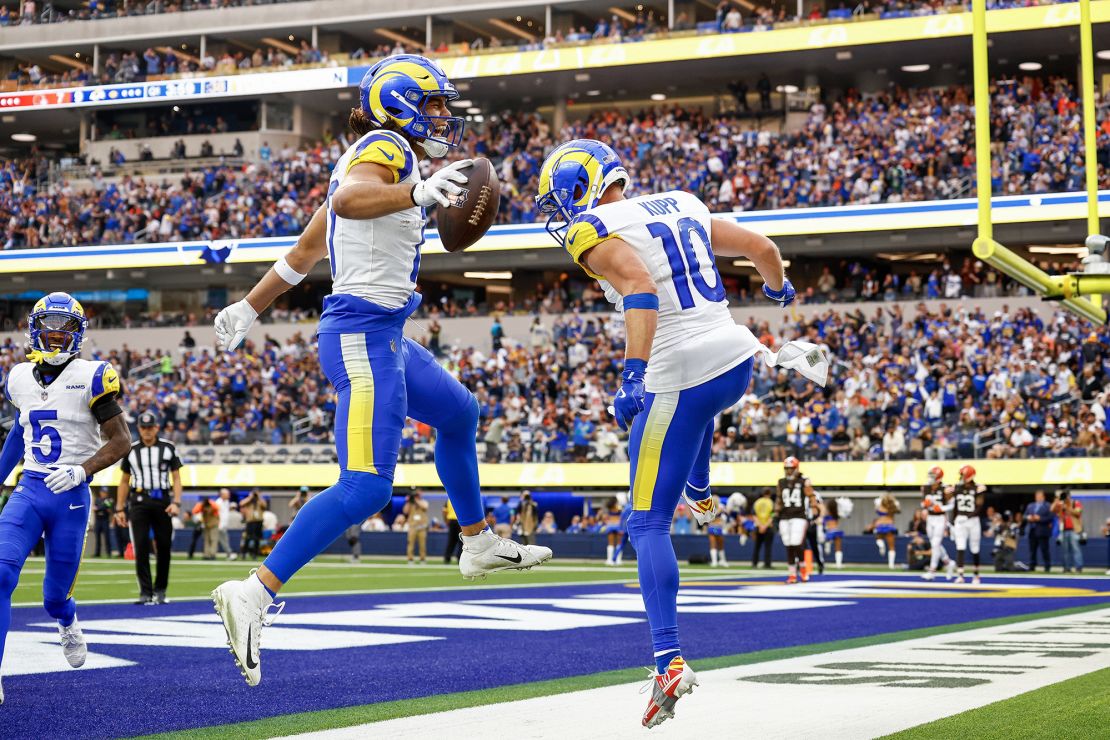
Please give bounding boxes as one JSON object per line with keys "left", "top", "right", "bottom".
{"left": 565, "top": 189, "right": 761, "bottom": 393}
{"left": 4, "top": 359, "right": 120, "bottom": 474}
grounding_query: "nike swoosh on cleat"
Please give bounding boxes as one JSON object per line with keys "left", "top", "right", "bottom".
{"left": 245, "top": 627, "right": 258, "bottom": 669}
{"left": 495, "top": 553, "right": 523, "bottom": 564}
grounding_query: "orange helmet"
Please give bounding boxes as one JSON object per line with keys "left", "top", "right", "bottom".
{"left": 959, "top": 464, "right": 976, "bottom": 482}
{"left": 784, "top": 456, "right": 800, "bottom": 474}
{"left": 927, "top": 466, "right": 944, "bottom": 485}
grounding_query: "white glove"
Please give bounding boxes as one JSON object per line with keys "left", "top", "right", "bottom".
{"left": 45, "top": 464, "right": 86, "bottom": 494}
{"left": 214, "top": 299, "right": 258, "bottom": 351}
{"left": 411, "top": 159, "right": 473, "bottom": 208}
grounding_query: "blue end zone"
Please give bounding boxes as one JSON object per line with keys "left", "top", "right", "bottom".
{"left": 2, "top": 574, "right": 1108, "bottom": 737}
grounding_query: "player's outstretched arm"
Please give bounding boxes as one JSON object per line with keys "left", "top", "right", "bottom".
{"left": 215, "top": 205, "right": 330, "bottom": 351}
{"left": 583, "top": 238, "right": 658, "bottom": 431}
{"left": 710, "top": 218, "right": 794, "bottom": 307}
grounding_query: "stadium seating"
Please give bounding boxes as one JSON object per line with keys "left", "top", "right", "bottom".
{"left": 1, "top": 76, "right": 1098, "bottom": 251}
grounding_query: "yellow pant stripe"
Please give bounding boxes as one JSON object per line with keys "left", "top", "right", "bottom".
{"left": 632, "top": 392, "right": 678, "bottom": 510}
{"left": 340, "top": 334, "right": 377, "bottom": 474}
{"left": 68, "top": 491, "right": 92, "bottom": 598}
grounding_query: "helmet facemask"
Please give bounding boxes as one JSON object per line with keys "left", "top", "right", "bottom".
{"left": 29, "top": 311, "right": 85, "bottom": 365}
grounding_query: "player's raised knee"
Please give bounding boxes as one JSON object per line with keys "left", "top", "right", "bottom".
{"left": 336, "top": 470, "right": 393, "bottom": 521}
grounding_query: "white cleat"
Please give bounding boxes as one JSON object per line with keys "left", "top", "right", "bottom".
{"left": 59, "top": 616, "right": 87, "bottom": 668}
{"left": 719, "top": 560, "right": 730, "bottom": 569}
{"left": 682, "top": 488, "right": 717, "bottom": 526}
{"left": 211, "top": 578, "right": 285, "bottom": 687}
{"left": 972, "top": 575, "right": 982, "bottom": 586}
{"left": 921, "top": 570, "right": 936, "bottom": 581}
{"left": 946, "top": 559, "right": 956, "bottom": 581}
{"left": 954, "top": 575, "right": 966, "bottom": 584}
{"left": 459, "top": 529, "right": 552, "bottom": 580}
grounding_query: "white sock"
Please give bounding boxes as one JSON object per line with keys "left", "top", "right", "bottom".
{"left": 788, "top": 563, "right": 797, "bottom": 578}
{"left": 615, "top": 551, "right": 622, "bottom": 565}
{"left": 877, "top": 539, "right": 886, "bottom": 556}
{"left": 247, "top": 573, "right": 274, "bottom": 607}
{"left": 461, "top": 527, "right": 494, "bottom": 552}
{"left": 887, "top": 550, "right": 896, "bottom": 568}
{"left": 710, "top": 548, "right": 718, "bottom": 565}
{"left": 835, "top": 551, "right": 843, "bottom": 567}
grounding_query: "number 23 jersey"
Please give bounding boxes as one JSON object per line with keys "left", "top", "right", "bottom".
{"left": 565, "top": 190, "right": 761, "bottom": 393}
{"left": 4, "top": 359, "right": 120, "bottom": 475}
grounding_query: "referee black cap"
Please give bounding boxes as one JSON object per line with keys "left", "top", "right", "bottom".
{"left": 138, "top": 410, "right": 161, "bottom": 428}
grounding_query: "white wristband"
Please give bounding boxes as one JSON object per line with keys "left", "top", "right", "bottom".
{"left": 274, "top": 256, "right": 308, "bottom": 285}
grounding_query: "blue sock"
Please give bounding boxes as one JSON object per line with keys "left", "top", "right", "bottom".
{"left": 44, "top": 594, "right": 76, "bottom": 625}
{"left": 263, "top": 470, "right": 392, "bottom": 584}
{"left": 685, "top": 481, "right": 710, "bottom": 502}
{"left": 629, "top": 512, "right": 682, "bottom": 673}
{"left": 432, "top": 396, "right": 486, "bottom": 527}
{"left": 653, "top": 639, "right": 681, "bottom": 674}
{"left": 0, "top": 561, "right": 17, "bottom": 666}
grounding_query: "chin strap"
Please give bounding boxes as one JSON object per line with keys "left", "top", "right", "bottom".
{"left": 27, "top": 347, "right": 60, "bottom": 364}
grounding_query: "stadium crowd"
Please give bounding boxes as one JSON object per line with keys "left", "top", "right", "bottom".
{"left": 4, "top": 75, "right": 1105, "bottom": 250}
{"left": 1, "top": 302, "right": 1106, "bottom": 462}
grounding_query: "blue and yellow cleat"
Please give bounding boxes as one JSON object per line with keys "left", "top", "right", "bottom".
{"left": 642, "top": 656, "right": 698, "bottom": 728}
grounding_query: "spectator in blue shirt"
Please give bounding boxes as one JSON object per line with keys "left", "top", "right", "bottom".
{"left": 491, "top": 496, "right": 513, "bottom": 538}
{"left": 1023, "top": 490, "right": 1053, "bottom": 572}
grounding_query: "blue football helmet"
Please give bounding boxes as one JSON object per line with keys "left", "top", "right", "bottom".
{"left": 535, "top": 139, "right": 629, "bottom": 246}
{"left": 359, "top": 54, "right": 464, "bottom": 158}
{"left": 28, "top": 292, "right": 87, "bottom": 365}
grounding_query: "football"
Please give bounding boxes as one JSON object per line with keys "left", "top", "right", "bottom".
{"left": 436, "top": 157, "right": 501, "bottom": 252}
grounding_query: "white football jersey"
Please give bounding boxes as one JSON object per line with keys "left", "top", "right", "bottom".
{"left": 565, "top": 190, "right": 760, "bottom": 392}
{"left": 4, "top": 359, "right": 120, "bottom": 474}
{"left": 325, "top": 129, "right": 425, "bottom": 309}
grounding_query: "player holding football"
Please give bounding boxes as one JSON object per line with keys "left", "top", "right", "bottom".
{"left": 0, "top": 293, "right": 131, "bottom": 704}
{"left": 210, "top": 55, "right": 551, "bottom": 687}
{"left": 534, "top": 139, "right": 828, "bottom": 728}
{"left": 920, "top": 466, "right": 956, "bottom": 581}
{"left": 950, "top": 465, "right": 985, "bottom": 584}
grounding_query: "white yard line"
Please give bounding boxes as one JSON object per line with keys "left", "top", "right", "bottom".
{"left": 280, "top": 608, "right": 1110, "bottom": 740}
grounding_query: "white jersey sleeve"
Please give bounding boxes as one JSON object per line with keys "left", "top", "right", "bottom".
{"left": 325, "top": 129, "right": 425, "bottom": 309}
{"left": 564, "top": 191, "right": 759, "bottom": 392}
{"left": 5, "top": 359, "right": 120, "bottom": 474}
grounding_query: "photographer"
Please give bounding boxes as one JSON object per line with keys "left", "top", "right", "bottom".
{"left": 403, "top": 490, "right": 430, "bottom": 564}
{"left": 518, "top": 491, "right": 539, "bottom": 545}
{"left": 238, "top": 489, "right": 267, "bottom": 559}
{"left": 1051, "top": 490, "right": 1084, "bottom": 573}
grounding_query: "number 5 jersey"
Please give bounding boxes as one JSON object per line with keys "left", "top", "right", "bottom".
{"left": 563, "top": 189, "right": 829, "bottom": 393}
{"left": 4, "top": 359, "right": 120, "bottom": 474}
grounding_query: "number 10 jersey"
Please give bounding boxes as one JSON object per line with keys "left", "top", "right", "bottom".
{"left": 4, "top": 359, "right": 120, "bottom": 474}
{"left": 565, "top": 189, "right": 761, "bottom": 393}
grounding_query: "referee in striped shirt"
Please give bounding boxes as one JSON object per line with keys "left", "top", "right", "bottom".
{"left": 114, "top": 410, "right": 183, "bottom": 605}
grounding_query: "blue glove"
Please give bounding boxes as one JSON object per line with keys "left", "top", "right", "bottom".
{"left": 763, "top": 278, "right": 796, "bottom": 308}
{"left": 611, "top": 359, "right": 647, "bottom": 431}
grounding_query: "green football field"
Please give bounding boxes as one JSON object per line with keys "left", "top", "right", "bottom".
{"left": 13, "top": 554, "right": 901, "bottom": 605}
